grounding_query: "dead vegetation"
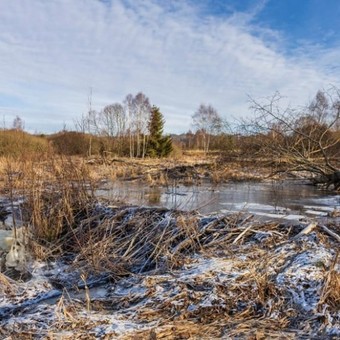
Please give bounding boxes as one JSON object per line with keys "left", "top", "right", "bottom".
{"left": 0, "top": 196, "right": 339, "bottom": 338}
{"left": 0, "top": 154, "right": 339, "bottom": 338}
{"left": 86, "top": 156, "right": 214, "bottom": 185}
{"left": 85, "top": 155, "right": 272, "bottom": 187}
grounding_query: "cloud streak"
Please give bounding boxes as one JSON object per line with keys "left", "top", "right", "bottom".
{"left": 0, "top": 0, "right": 339, "bottom": 133}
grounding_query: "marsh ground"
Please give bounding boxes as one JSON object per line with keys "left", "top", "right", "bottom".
{"left": 0, "top": 156, "right": 339, "bottom": 339}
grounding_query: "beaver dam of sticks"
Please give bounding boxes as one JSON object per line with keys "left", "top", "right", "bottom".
{"left": 0, "top": 200, "right": 340, "bottom": 339}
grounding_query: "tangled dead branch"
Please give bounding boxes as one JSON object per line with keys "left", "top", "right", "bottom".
{"left": 1, "top": 202, "right": 340, "bottom": 339}
{"left": 247, "top": 88, "right": 340, "bottom": 190}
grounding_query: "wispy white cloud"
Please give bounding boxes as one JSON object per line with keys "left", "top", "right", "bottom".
{"left": 0, "top": 0, "right": 339, "bottom": 133}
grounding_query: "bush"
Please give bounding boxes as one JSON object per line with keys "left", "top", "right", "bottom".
{"left": 49, "top": 131, "right": 103, "bottom": 156}
{"left": 0, "top": 129, "right": 50, "bottom": 158}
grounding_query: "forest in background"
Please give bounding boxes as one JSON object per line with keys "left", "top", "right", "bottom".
{"left": 0, "top": 88, "right": 339, "bottom": 189}
{"left": 0, "top": 92, "right": 339, "bottom": 339}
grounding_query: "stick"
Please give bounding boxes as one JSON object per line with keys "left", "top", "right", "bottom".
{"left": 294, "top": 222, "right": 317, "bottom": 238}
{"left": 319, "top": 225, "right": 340, "bottom": 243}
{"left": 233, "top": 224, "right": 254, "bottom": 244}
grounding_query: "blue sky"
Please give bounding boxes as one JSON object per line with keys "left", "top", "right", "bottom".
{"left": 0, "top": 0, "right": 339, "bottom": 133}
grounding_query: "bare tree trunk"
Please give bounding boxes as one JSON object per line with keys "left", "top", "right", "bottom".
{"left": 142, "top": 134, "right": 147, "bottom": 159}
{"left": 88, "top": 135, "right": 92, "bottom": 157}
{"left": 205, "top": 134, "right": 211, "bottom": 154}
{"left": 130, "top": 133, "right": 135, "bottom": 158}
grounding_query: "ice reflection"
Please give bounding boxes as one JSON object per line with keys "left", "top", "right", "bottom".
{"left": 96, "top": 180, "right": 340, "bottom": 216}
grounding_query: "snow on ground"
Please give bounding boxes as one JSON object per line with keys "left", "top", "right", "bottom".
{"left": 1, "top": 204, "right": 339, "bottom": 338}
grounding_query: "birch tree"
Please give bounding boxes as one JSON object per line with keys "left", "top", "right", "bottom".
{"left": 133, "top": 92, "right": 151, "bottom": 158}
{"left": 100, "top": 103, "right": 127, "bottom": 155}
{"left": 124, "top": 92, "right": 151, "bottom": 158}
{"left": 192, "top": 104, "right": 222, "bottom": 153}
{"left": 124, "top": 94, "right": 135, "bottom": 158}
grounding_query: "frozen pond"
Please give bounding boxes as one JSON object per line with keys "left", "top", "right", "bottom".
{"left": 97, "top": 179, "right": 340, "bottom": 218}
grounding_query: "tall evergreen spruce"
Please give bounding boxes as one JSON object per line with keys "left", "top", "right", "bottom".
{"left": 147, "top": 106, "right": 172, "bottom": 158}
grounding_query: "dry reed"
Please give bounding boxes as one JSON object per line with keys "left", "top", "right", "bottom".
{"left": 1, "top": 154, "right": 339, "bottom": 339}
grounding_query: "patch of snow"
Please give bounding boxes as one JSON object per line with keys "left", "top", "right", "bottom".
{"left": 113, "top": 285, "right": 148, "bottom": 297}
{"left": 309, "top": 196, "right": 340, "bottom": 207}
{"left": 284, "top": 214, "right": 307, "bottom": 220}
{"left": 303, "top": 205, "right": 335, "bottom": 213}
{"left": 231, "top": 202, "right": 286, "bottom": 211}
{"left": 276, "top": 246, "right": 334, "bottom": 311}
{"left": 200, "top": 293, "right": 224, "bottom": 308}
{"left": 305, "top": 210, "right": 328, "bottom": 217}
{"left": 177, "top": 257, "right": 234, "bottom": 280}
{"left": 250, "top": 212, "right": 287, "bottom": 219}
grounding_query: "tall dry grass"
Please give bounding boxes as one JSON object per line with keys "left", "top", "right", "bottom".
{"left": 0, "top": 129, "right": 49, "bottom": 158}
{"left": 0, "top": 153, "right": 97, "bottom": 257}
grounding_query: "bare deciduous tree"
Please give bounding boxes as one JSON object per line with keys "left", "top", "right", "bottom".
{"left": 124, "top": 92, "right": 151, "bottom": 158}
{"left": 74, "top": 88, "right": 99, "bottom": 157}
{"left": 192, "top": 104, "right": 222, "bottom": 154}
{"left": 100, "top": 103, "right": 127, "bottom": 156}
{"left": 12, "top": 115, "right": 24, "bottom": 131}
{"left": 134, "top": 92, "right": 151, "bottom": 158}
{"left": 248, "top": 88, "right": 340, "bottom": 190}
{"left": 124, "top": 94, "right": 135, "bottom": 158}
{"left": 101, "top": 104, "right": 126, "bottom": 137}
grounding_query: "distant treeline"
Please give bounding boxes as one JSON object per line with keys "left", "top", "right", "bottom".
{"left": 49, "top": 130, "right": 236, "bottom": 157}
{"left": 0, "top": 91, "right": 236, "bottom": 159}
{"left": 0, "top": 90, "right": 339, "bottom": 182}
{"left": 0, "top": 121, "right": 338, "bottom": 161}
{"left": 0, "top": 128, "right": 237, "bottom": 158}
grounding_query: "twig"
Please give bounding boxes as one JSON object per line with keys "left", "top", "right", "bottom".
{"left": 294, "top": 222, "right": 317, "bottom": 238}
{"left": 318, "top": 251, "right": 339, "bottom": 309}
{"left": 233, "top": 224, "right": 255, "bottom": 244}
{"left": 319, "top": 225, "right": 340, "bottom": 243}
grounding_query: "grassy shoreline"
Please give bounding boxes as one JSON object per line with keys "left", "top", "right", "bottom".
{"left": 0, "top": 155, "right": 339, "bottom": 338}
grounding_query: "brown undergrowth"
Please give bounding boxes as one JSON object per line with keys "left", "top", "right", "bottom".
{"left": 0, "top": 155, "right": 339, "bottom": 339}
{"left": 1, "top": 202, "right": 337, "bottom": 339}
{"left": 0, "top": 155, "right": 96, "bottom": 256}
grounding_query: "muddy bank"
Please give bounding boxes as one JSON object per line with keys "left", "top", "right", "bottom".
{"left": 86, "top": 157, "right": 271, "bottom": 186}
{"left": 86, "top": 156, "right": 340, "bottom": 191}
{"left": 0, "top": 204, "right": 339, "bottom": 339}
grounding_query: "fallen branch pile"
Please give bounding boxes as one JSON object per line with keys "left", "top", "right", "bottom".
{"left": 1, "top": 204, "right": 339, "bottom": 339}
